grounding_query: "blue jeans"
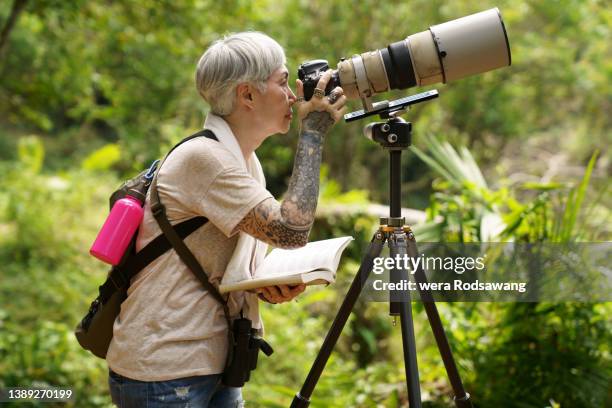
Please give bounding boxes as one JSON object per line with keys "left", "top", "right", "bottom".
{"left": 108, "top": 370, "right": 244, "bottom": 407}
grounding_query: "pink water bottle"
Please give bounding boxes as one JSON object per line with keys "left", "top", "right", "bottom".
{"left": 90, "top": 190, "right": 145, "bottom": 265}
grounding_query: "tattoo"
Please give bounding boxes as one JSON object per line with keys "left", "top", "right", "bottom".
{"left": 302, "top": 110, "right": 335, "bottom": 133}
{"left": 235, "top": 119, "right": 329, "bottom": 248}
{"left": 281, "top": 128, "right": 324, "bottom": 228}
{"left": 234, "top": 198, "right": 309, "bottom": 248}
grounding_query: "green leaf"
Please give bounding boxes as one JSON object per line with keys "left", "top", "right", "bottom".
{"left": 81, "top": 144, "right": 121, "bottom": 171}
{"left": 557, "top": 151, "right": 598, "bottom": 242}
{"left": 520, "top": 181, "right": 566, "bottom": 191}
{"left": 17, "top": 136, "right": 45, "bottom": 174}
{"left": 411, "top": 145, "right": 457, "bottom": 186}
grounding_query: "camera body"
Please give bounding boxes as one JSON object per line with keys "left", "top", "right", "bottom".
{"left": 298, "top": 60, "right": 340, "bottom": 101}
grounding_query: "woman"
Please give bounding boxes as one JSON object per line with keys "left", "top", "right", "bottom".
{"left": 106, "top": 31, "right": 346, "bottom": 407}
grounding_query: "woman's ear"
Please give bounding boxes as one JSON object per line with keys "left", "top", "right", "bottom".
{"left": 236, "top": 83, "right": 254, "bottom": 110}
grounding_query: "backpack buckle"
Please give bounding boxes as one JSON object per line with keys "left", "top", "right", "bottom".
{"left": 144, "top": 160, "right": 160, "bottom": 180}
{"left": 151, "top": 201, "right": 166, "bottom": 218}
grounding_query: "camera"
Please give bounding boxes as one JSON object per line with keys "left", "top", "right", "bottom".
{"left": 298, "top": 60, "right": 340, "bottom": 100}
{"left": 298, "top": 8, "right": 511, "bottom": 103}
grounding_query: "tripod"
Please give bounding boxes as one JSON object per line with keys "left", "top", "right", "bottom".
{"left": 290, "top": 97, "right": 473, "bottom": 408}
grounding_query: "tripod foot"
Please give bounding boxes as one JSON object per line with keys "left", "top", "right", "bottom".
{"left": 453, "top": 392, "right": 473, "bottom": 408}
{"left": 290, "top": 392, "right": 310, "bottom": 408}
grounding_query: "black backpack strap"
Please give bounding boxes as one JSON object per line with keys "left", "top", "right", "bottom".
{"left": 97, "top": 129, "right": 219, "bottom": 303}
{"left": 150, "top": 179, "right": 228, "bottom": 309}
{"left": 149, "top": 129, "right": 229, "bottom": 310}
{"left": 167, "top": 129, "right": 218, "bottom": 156}
{"left": 99, "top": 216, "right": 207, "bottom": 302}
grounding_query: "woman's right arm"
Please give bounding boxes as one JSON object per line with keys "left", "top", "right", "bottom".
{"left": 234, "top": 72, "right": 346, "bottom": 248}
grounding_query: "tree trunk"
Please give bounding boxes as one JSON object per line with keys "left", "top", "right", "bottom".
{"left": 0, "top": 0, "right": 29, "bottom": 59}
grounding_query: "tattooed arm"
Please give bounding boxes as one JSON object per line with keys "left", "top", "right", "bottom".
{"left": 234, "top": 111, "right": 334, "bottom": 248}
{"left": 234, "top": 71, "right": 347, "bottom": 249}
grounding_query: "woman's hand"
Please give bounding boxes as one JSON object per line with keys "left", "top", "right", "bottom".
{"left": 256, "top": 284, "right": 306, "bottom": 304}
{"left": 296, "top": 70, "right": 347, "bottom": 133}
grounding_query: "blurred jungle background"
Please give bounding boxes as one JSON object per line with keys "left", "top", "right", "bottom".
{"left": 0, "top": 0, "right": 610, "bottom": 407}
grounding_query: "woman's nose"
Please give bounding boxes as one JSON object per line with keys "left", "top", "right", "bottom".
{"left": 288, "top": 88, "right": 297, "bottom": 104}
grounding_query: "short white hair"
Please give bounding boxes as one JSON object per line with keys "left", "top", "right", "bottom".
{"left": 195, "top": 32, "right": 286, "bottom": 116}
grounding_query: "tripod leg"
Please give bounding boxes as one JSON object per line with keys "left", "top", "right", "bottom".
{"left": 406, "top": 234, "right": 473, "bottom": 408}
{"left": 290, "top": 232, "right": 385, "bottom": 408}
{"left": 388, "top": 230, "right": 422, "bottom": 408}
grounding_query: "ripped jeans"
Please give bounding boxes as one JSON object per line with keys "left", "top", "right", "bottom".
{"left": 108, "top": 370, "right": 244, "bottom": 407}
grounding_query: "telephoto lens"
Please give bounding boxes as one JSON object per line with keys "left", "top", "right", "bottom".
{"left": 298, "top": 7, "right": 511, "bottom": 101}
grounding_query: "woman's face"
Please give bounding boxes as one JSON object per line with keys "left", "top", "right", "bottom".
{"left": 252, "top": 66, "right": 297, "bottom": 135}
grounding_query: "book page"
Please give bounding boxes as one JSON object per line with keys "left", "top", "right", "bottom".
{"left": 218, "top": 271, "right": 333, "bottom": 294}
{"left": 254, "top": 236, "right": 353, "bottom": 279}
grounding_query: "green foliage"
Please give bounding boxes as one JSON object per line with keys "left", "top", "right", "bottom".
{"left": 1, "top": 0, "right": 608, "bottom": 194}
{"left": 81, "top": 144, "right": 121, "bottom": 172}
{"left": 0, "top": 131, "right": 609, "bottom": 407}
{"left": 0, "top": 1, "right": 610, "bottom": 407}
{"left": 411, "top": 136, "right": 510, "bottom": 242}
{"left": 472, "top": 303, "right": 611, "bottom": 408}
{"left": 413, "top": 138, "right": 610, "bottom": 407}
{"left": 414, "top": 137, "right": 608, "bottom": 243}
{"left": 0, "top": 319, "right": 109, "bottom": 408}
{"left": 16, "top": 136, "right": 45, "bottom": 173}
{"left": 0, "top": 137, "right": 116, "bottom": 406}
{"left": 247, "top": 291, "right": 363, "bottom": 407}
{"left": 551, "top": 151, "right": 598, "bottom": 242}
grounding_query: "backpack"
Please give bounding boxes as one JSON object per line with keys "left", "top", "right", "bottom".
{"left": 75, "top": 129, "right": 220, "bottom": 358}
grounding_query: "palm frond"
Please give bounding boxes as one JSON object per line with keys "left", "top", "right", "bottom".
{"left": 552, "top": 151, "right": 599, "bottom": 242}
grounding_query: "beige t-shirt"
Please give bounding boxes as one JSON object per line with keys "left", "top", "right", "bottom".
{"left": 106, "top": 136, "right": 273, "bottom": 381}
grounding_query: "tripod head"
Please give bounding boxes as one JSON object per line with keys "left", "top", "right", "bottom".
{"left": 343, "top": 90, "right": 440, "bottom": 217}
{"left": 363, "top": 117, "right": 412, "bottom": 150}
{"left": 344, "top": 89, "right": 439, "bottom": 150}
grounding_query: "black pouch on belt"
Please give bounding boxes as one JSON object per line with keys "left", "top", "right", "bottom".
{"left": 222, "top": 317, "right": 274, "bottom": 387}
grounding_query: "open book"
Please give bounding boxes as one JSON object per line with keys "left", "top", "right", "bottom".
{"left": 219, "top": 236, "right": 354, "bottom": 294}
